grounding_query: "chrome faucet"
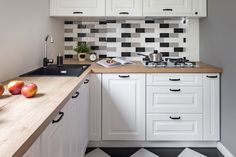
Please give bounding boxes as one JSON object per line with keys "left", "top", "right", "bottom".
{"left": 43, "top": 35, "right": 54, "bottom": 67}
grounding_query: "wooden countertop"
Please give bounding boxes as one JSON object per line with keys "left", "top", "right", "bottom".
{"left": 65, "top": 59, "right": 223, "bottom": 73}
{"left": 0, "top": 59, "right": 222, "bottom": 157}
{"left": 0, "top": 67, "right": 91, "bottom": 157}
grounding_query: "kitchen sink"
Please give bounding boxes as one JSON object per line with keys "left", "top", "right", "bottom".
{"left": 20, "top": 64, "right": 90, "bottom": 77}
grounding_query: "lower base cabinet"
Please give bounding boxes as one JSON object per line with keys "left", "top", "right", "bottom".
{"left": 147, "top": 114, "right": 203, "bottom": 141}
{"left": 24, "top": 79, "right": 89, "bottom": 157}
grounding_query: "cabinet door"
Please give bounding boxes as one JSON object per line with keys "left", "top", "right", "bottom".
{"left": 23, "top": 138, "right": 41, "bottom": 157}
{"left": 143, "top": 0, "right": 192, "bottom": 16}
{"left": 89, "top": 74, "right": 102, "bottom": 141}
{"left": 102, "top": 74, "right": 145, "bottom": 140}
{"left": 192, "top": 0, "right": 207, "bottom": 17}
{"left": 106, "top": 0, "right": 142, "bottom": 16}
{"left": 147, "top": 86, "right": 203, "bottom": 113}
{"left": 50, "top": 0, "right": 105, "bottom": 16}
{"left": 41, "top": 108, "right": 66, "bottom": 157}
{"left": 147, "top": 114, "right": 203, "bottom": 141}
{"left": 203, "top": 74, "right": 220, "bottom": 141}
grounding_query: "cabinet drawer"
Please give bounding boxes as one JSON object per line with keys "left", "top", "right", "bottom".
{"left": 147, "top": 86, "right": 202, "bottom": 113}
{"left": 147, "top": 74, "right": 203, "bottom": 86}
{"left": 147, "top": 114, "right": 203, "bottom": 141}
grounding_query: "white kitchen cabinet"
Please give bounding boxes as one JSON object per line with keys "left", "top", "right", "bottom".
{"left": 143, "top": 0, "right": 192, "bottom": 16}
{"left": 203, "top": 74, "right": 220, "bottom": 141}
{"left": 23, "top": 138, "right": 41, "bottom": 157}
{"left": 147, "top": 114, "right": 203, "bottom": 141}
{"left": 50, "top": 0, "right": 105, "bottom": 16}
{"left": 192, "top": 0, "right": 207, "bottom": 17}
{"left": 64, "top": 78, "right": 90, "bottom": 157}
{"left": 106, "top": 0, "right": 143, "bottom": 16}
{"left": 41, "top": 108, "right": 66, "bottom": 157}
{"left": 147, "top": 86, "right": 203, "bottom": 113}
{"left": 147, "top": 74, "right": 203, "bottom": 86}
{"left": 102, "top": 74, "right": 145, "bottom": 140}
{"left": 89, "top": 74, "right": 102, "bottom": 141}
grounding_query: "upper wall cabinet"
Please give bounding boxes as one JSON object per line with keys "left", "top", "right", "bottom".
{"left": 106, "top": 0, "right": 143, "bottom": 16}
{"left": 192, "top": 0, "right": 207, "bottom": 17}
{"left": 143, "top": 0, "right": 192, "bottom": 16}
{"left": 50, "top": 0, "right": 105, "bottom": 16}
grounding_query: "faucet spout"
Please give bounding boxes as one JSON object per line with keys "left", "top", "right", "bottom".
{"left": 44, "top": 34, "right": 54, "bottom": 67}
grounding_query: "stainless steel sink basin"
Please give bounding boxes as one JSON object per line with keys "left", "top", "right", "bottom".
{"left": 20, "top": 64, "right": 90, "bottom": 77}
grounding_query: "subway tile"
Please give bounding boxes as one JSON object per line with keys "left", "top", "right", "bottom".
{"left": 107, "top": 38, "right": 117, "bottom": 42}
{"left": 122, "top": 42, "right": 131, "bottom": 47}
{"left": 174, "top": 28, "right": 185, "bottom": 33}
{"left": 136, "top": 47, "right": 145, "bottom": 52}
{"left": 145, "top": 38, "right": 155, "bottom": 43}
{"left": 121, "top": 33, "right": 131, "bottom": 38}
{"left": 160, "top": 33, "right": 169, "bottom": 38}
{"left": 65, "top": 21, "right": 73, "bottom": 24}
{"left": 77, "top": 33, "right": 86, "bottom": 37}
{"left": 160, "top": 52, "right": 170, "bottom": 57}
{"left": 136, "top": 28, "right": 145, "bottom": 33}
{"left": 91, "top": 29, "right": 99, "bottom": 33}
{"left": 160, "top": 24, "right": 169, "bottom": 28}
{"left": 121, "top": 52, "right": 131, "bottom": 57}
{"left": 64, "top": 37, "right": 73, "bottom": 42}
{"left": 121, "top": 23, "right": 131, "bottom": 28}
{"left": 91, "top": 46, "right": 99, "bottom": 50}
{"left": 99, "top": 54, "right": 107, "bottom": 58}
{"left": 99, "top": 37, "right": 106, "bottom": 42}
{"left": 174, "top": 47, "right": 184, "bottom": 52}
{"left": 160, "top": 43, "right": 170, "bottom": 47}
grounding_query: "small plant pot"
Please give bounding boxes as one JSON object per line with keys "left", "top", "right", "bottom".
{"left": 78, "top": 53, "right": 87, "bottom": 62}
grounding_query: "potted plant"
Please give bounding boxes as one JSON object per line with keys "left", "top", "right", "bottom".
{"left": 74, "top": 43, "right": 91, "bottom": 62}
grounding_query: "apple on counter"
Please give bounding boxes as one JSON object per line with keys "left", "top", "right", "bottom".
{"left": 0, "top": 84, "right": 5, "bottom": 96}
{"left": 7, "top": 80, "right": 24, "bottom": 95}
{"left": 21, "top": 83, "right": 38, "bottom": 98}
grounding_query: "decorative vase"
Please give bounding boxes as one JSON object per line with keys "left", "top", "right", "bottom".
{"left": 78, "top": 53, "right": 87, "bottom": 62}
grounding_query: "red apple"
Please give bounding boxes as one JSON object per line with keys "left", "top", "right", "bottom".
{"left": 8, "top": 80, "right": 24, "bottom": 95}
{"left": 21, "top": 83, "right": 38, "bottom": 98}
{"left": 0, "top": 84, "right": 4, "bottom": 96}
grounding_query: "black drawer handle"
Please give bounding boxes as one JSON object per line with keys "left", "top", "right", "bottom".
{"left": 52, "top": 112, "right": 64, "bottom": 124}
{"left": 163, "top": 9, "right": 173, "bottom": 11}
{"left": 73, "top": 11, "right": 83, "bottom": 14}
{"left": 169, "top": 116, "right": 181, "bottom": 120}
{"left": 119, "top": 75, "right": 130, "bottom": 78}
{"left": 169, "top": 78, "right": 181, "bottom": 81}
{"left": 207, "top": 75, "right": 218, "bottom": 78}
{"left": 119, "top": 12, "right": 129, "bottom": 15}
{"left": 169, "top": 89, "right": 181, "bottom": 92}
{"left": 84, "top": 79, "right": 90, "bottom": 84}
{"left": 72, "top": 91, "right": 80, "bottom": 98}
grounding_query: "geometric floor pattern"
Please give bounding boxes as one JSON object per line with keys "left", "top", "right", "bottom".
{"left": 85, "top": 147, "right": 224, "bottom": 157}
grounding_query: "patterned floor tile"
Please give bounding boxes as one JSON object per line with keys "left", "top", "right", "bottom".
{"left": 130, "top": 148, "right": 159, "bottom": 157}
{"left": 85, "top": 148, "right": 111, "bottom": 157}
{"left": 178, "top": 148, "right": 207, "bottom": 157}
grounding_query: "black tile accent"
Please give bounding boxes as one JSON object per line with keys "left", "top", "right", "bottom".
{"left": 77, "top": 33, "right": 86, "bottom": 37}
{"left": 107, "top": 38, "right": 117, "bottom": 42}
{"left": 64, "top": 21, "right": 73, "bottom": 24}
{"left": 160, "top": 33, "right": 169, "bottom": 38}
{"left": 91, "top": 46, "right": 99, "bottom": 50}
{"left": 145, "top": 38, "right": 155, "bottom": 43}
{"left": 174, "top": 28, "right": 184, "bottom": 33}
{"left": 136, "top": 47, "right": 145, "bottom": 52}
{"left": 77, "top": 42, "right": 86, "bottom": 45}
{"left": 99, "top": 37, "right": 106, "bottom": 42}
{"left": 98, "top": 54, "right": 107, "bottom": 59}
{"left": 121, "top": 52, "right": 131, "bottom": 57}
{"left": 64, "top": 54, "right": 73, "bottom": 58}
{"left": 78, "top": 24, "right": 86, "bottom": 29}
{"left": 183, "top": 38, "right": 186, "bottom": 43}
{"left": 121, "top": 33, "right": 131, "bottom": 38}
{"left": 145, "top": 20, "right": 155, "bottom": 23}
{"left": 136, "top": 28, "right": 145, "bottom": 33}
{"left": 64, "top": 37, "right": 73, "bottom": 42}
{"left": 174, "top": 47, "right": 184, "bottom": 52}
{"left": 121, "top": 42, "right": 131, "bottom": 47}
{"left": 91, "top": 29, "right": 99, "bottom": 33}
{"left": 121, "top": 23, "right": 131, "bottom": 28}
{"left": 160, "top": 52, "right": 170, "bottom": 57}
{"left": 160, "top": 43, "right": 170, "bottom": 47}
{"left": 160, "top": 24, "right": 169, "bottom": 28}
{"left": 99, "top": 21, "right": 107, "bottom": 25}
{"left": 107, "top": 20, "right": 116, "bottom": 23}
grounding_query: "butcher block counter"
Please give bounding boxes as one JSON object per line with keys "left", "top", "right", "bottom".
{"left": 0, "top": 60, "right": 222, "bottom": 157}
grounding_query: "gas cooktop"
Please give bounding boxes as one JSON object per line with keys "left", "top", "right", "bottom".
{"left": 142, "top": 57, "right": 198, "bottom": 68}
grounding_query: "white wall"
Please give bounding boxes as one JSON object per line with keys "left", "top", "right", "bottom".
{"left": 0, "top": 0, "right": 64, "bottom": 82}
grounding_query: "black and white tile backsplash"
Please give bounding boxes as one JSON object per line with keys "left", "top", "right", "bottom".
{"left": 64, "top": 19, "right": 187, "bottom": 59}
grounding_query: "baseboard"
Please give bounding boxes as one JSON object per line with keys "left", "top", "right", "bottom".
{"left": 217, "top": 142, "right": 234, "bottom": 157}
{"left": 88, "top": 141, "right": 217, "bottom": 148}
